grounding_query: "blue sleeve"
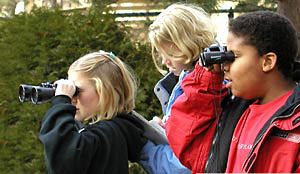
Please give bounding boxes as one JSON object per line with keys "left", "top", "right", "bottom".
{"left": 140, "top": 140, "right": 191, "bottom": 174}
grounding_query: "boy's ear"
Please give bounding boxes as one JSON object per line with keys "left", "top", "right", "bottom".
{"left": 262, "top": 52, "right": 277, "bottom": 72}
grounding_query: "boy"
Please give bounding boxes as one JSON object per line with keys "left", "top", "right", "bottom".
{"left": 166, "top": 11, "right": 300, "bottom": 173}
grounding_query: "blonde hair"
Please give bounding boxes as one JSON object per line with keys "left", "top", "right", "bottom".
{"left": 148, "top": 3, "right": 216, "bottom": 74}
{"left": 68, "top": 51, "right": 137, "bottom": 122}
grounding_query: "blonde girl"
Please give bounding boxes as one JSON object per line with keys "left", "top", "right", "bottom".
{"left": 149, "top": 3, "right": 216, "bottom": 76}
{"left": 140, "top": 3, "right": 216, "bottom": 174}
{"left": 39, "top": 51, "right": 146, "bottom": 174}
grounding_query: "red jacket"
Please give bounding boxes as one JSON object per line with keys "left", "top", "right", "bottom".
{"left": 166, "top": 63, "right": 300, "bottom": 173}
{"left": 226, "top": 97, "right": 300, "bottom": 172}
{"left": 165, "top": 63, "right": 227, "bottom": 173}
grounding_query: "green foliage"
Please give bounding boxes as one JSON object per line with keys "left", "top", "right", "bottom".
{"left": 233, "top": 0, "right": 277, "bottom": 12}
{"left": 0, "top": 5, "right": 161, "bottom": 174}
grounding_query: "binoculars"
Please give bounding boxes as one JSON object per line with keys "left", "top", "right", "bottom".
{"left": 19, "top": 82, "right": 56, "bottom": 104}
{"left": 199, "top": 44, "right": 235, "bottom": 67}
{"left": 19, "top": 82, "right": 79, "bottom": 104}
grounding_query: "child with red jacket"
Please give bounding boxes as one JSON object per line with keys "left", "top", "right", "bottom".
{"left": 166, "top": 11, "right": 300, "bottom": 173}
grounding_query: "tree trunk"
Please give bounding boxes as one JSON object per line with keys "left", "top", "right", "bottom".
{"left": 277, "top": 0, "right": 300, "bottom": 62}
{"left": 50, "top": 0, "right": 58, "bottom": 8}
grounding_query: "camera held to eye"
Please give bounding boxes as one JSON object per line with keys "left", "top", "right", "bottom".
{"left": 199, "top": 44, "right": 235, "bottom": 67}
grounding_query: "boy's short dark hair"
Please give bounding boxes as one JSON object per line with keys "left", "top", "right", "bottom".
{"left": 229, "top": 11, "right": 298, "bottom": 79}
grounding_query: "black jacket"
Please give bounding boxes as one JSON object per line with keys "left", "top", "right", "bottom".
{"left": 39, "top": 95, "right": 147, "bottom": 174}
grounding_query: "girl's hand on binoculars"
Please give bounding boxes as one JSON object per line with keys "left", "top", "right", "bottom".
{"left": 54, "top": 79, "right": 76, "bottom": 99}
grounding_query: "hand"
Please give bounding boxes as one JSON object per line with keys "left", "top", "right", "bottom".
{"left": 54, "top": 79, "right": 76, "bottom": 99}
{"left": 198, "top": 60, "right": 222, "bottom": 73}
{"left": 150, "top": 116, "right": 165, "bottom": 128}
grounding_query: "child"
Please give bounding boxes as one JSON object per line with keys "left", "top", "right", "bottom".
{"left": 39, "top": 51, "right": 147, "bottom": 174}
{"left": 139, "top": 3, "right": 216, "bottom": 174}
{"left": 166, "top": 11, "right": 300, "bottom": 173}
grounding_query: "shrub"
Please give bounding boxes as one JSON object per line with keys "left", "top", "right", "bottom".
{"left": 0, "top": 6, "right": 161, "bottom": 174}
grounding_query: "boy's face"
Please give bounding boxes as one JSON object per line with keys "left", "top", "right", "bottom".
{"left": 224, "top": 32, "right": 266, "bottom": 100}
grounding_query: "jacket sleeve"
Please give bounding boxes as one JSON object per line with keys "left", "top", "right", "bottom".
{"left": 140, "top": 140, "right": 191, "bottom": 174}
{"left": 165, "top": 63, "right": 227, "bottom": 172}
{"left": 39, "top": 95, "right": 100, "bottom": 174}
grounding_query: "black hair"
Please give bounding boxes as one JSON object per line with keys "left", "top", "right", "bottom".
{"left": 229, "top": 11, "right": 298, "bottom": 79}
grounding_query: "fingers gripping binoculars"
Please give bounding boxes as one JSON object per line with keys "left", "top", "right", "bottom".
{"left": 19, "top": 82, "right": 56, "bottom": 104}
{"left": 199, "top": 43, "right": 235, "bottom": 67}
{"left": 19, "top": 82, "right": 79, "bottom": 104}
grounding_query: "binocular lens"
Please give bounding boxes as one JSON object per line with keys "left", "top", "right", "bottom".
{"left": 18, "top": 83, "right": 55, "bottom": 104}
{"left": 19, "top": 82, "right": 77, "bottom": 104}
{"left": 31, "top": 87, "right": 55, "bottom": 104}
{"left": 19, "top": 85, "right": 33, "bottom": 103}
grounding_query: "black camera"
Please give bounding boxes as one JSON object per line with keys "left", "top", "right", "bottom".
{"left": 199, "top": 44, "right": 235, "bottom": 67}
{"left": 19, "top": 82, "right": 56, "bottom": 104}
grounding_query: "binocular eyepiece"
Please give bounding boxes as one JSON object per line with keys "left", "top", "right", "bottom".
{"left": 199, "top": 44, "right": 235, "bottom": 67}
{"left": 19, "top": 82, "right": 56, "bottom": 104}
